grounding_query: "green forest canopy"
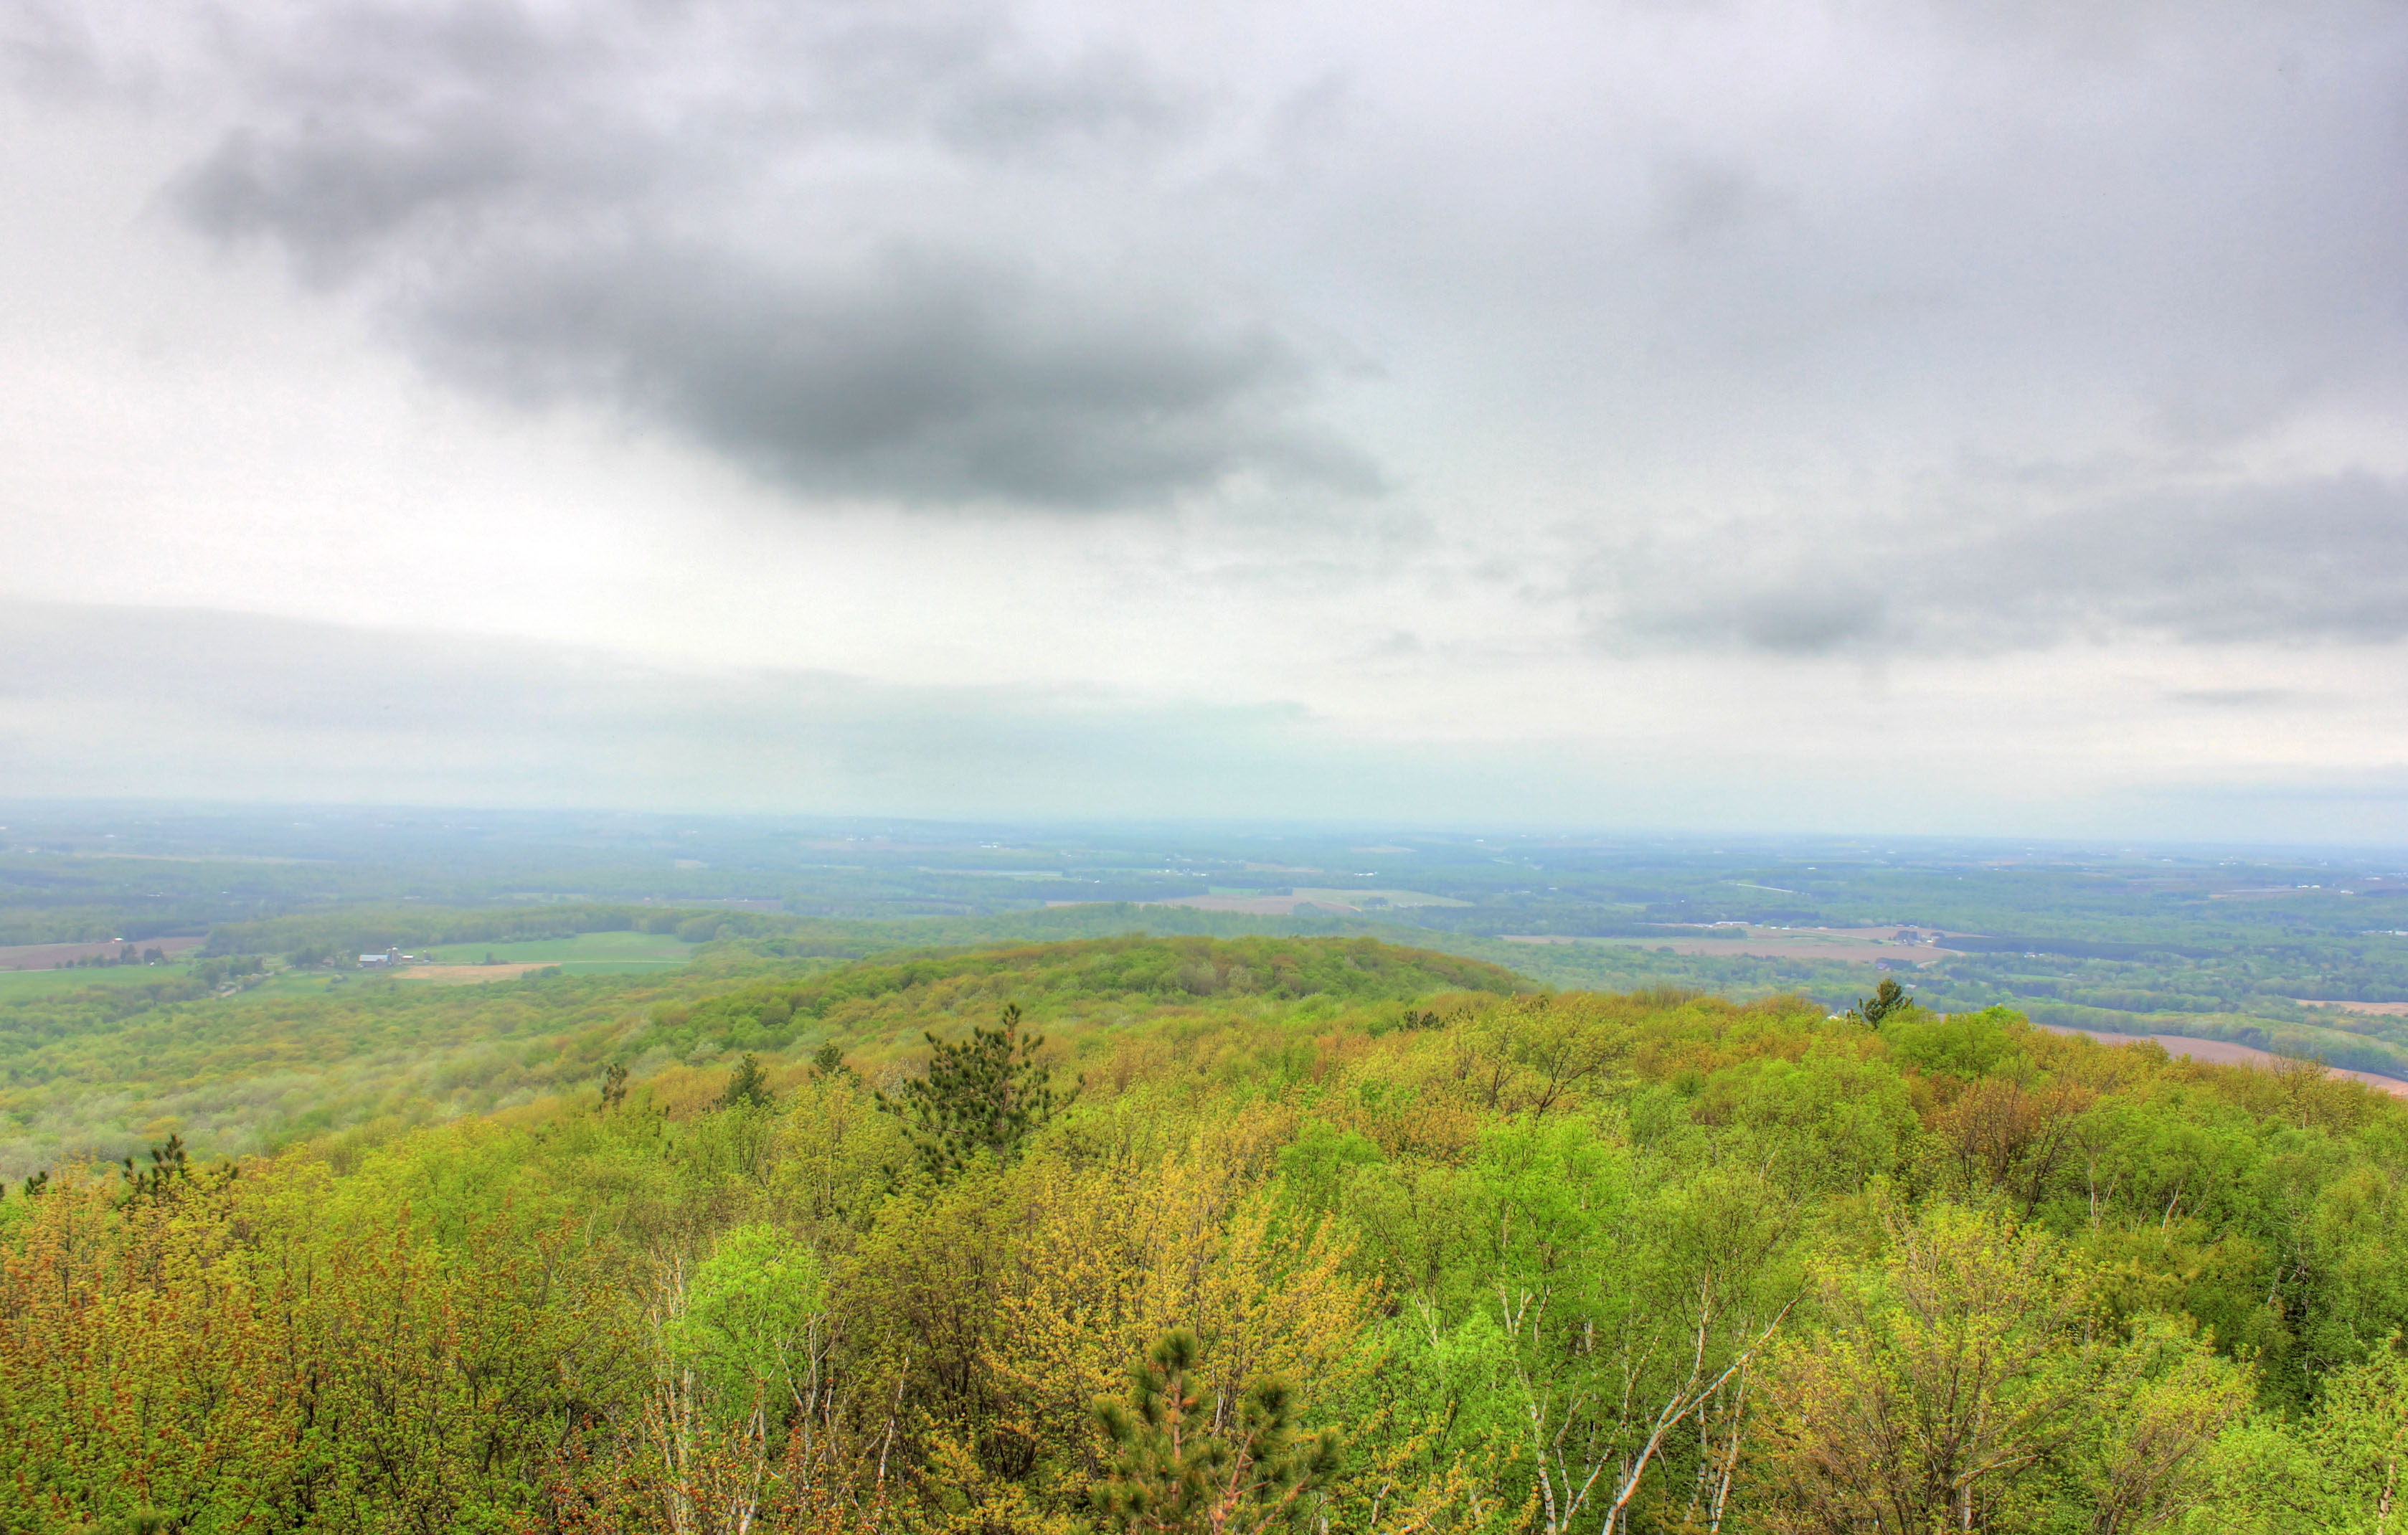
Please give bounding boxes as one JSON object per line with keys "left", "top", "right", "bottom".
{"left": 3, "top": 935, "right": 2406, "bottom": 1534}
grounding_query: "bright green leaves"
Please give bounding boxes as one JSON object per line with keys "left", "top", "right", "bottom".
{"left": 2296, "top": 1340, "right": 2408, "bottom": 1531}
{"left": 9, "top": 948, "right": 2408, "bottom": 1535}
{"left": 1756, "top": 1201, "right": 2252, "bottom": 1535}
{"left": 1271, "top": 1119, "right": 1384, "bottom": 1231}
{"left": 1470, "top": 1114, "right": 1631, "bottom": 1294}
{"left": 1732, "top": 1043, "right": 1919, "bottom": 1196}
{"left": 663, "top": 1222, "right": 827, "bottom": 1417}
{"left": 1882, "top": 1001, "right": 2026, "bottom": 1079}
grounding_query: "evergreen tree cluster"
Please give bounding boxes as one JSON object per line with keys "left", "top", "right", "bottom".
{"left": 1094, "top": 1330, "right": 1344, "bottom": 1534}
{"left": 875, "top": 1001, "right": 1077, "bottom": 1179}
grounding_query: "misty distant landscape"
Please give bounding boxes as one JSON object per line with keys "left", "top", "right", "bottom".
{"left": 14, "top": 799, "right": 2408, "bottom": 1171}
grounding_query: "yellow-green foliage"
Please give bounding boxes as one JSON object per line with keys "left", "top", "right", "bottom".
{"left": 0, "top": 946, "right": 812, "bottom": 1178}
{"left": 0, "top": 934, "right": 1517, "bottom": 1181}
{"left": 638, "top": 934, "right": 1524, "bottom": 1064}
{"left": 1, "top": 938, "right": 2404, "bottom": 1534}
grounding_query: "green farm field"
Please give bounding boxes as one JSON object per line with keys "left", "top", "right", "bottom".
{"left": 413, "top": 930, "right": 696, "bottom": 975}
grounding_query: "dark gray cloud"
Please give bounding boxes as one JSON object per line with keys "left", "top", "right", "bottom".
{"left": 387, "top": 242, "right": 1371, "bottom": 504}
{"left": 1582, "top": 471, "right": 2408, "bottom": 656}
{"left": 100, "top": 0, "right": 1371, "bottom": 507}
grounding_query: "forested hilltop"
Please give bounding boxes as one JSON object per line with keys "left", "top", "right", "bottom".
{"left": 4, "top": 937, "right": 2406, "bottom": 1534}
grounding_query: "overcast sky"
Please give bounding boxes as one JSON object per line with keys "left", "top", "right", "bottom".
{"left": 2, "top": 0, "right": 2404, "bottom": 839}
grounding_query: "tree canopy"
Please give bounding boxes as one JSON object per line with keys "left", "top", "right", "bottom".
{"left": 1, "top": 936, "right": 2404, "bottom": 1534}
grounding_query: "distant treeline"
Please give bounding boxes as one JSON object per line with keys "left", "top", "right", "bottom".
{"left": 50, "top": 944, "right": 171, "bottom": 968}
{"left": 200, "top": 899, "right": 1456, "bottom": 968}
{"left": 1935, "top": 933, "right": 2215, "bottom": 960}
{"left": 199, "top": 902, "right": 793, "bottom": 960}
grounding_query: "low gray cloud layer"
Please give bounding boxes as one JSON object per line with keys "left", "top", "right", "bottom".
{"left": 9, "top": 598, "right": 2408, "bottom": 839}
{"left": 1581, "top": 471, "right": 2408, "bottom": 656}
{"left": 0, "top": 599, "right": 1396, "bottom": 814}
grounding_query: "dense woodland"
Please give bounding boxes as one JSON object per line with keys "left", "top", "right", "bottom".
{"left": 4, "top": 936, "right": 2406, "bottom": 1534}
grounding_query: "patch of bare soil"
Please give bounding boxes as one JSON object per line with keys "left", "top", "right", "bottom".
{"left": 394, "top": 963, "right": 557, "bottom": 984}
{"left": 2295, "top": 998, "right": 2408, "bottom": 1016}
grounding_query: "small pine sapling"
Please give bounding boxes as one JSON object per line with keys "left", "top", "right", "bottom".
{"left": 1092, "top": 1329, "right": 1344, "bottom": 1534}
{"left": 876, "top": 1002, "right": 1077, "bottom": 1180}
{"left": 121, "top": 1134, "right": 189, "bottom": 1204}
{"left": 1849, "top": 976, "right": 1913, "bottom": 1026}
{"left": 717, "top": 1052, "right": 776, "bottom": 1111}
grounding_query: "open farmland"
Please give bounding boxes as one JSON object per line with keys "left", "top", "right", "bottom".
{"left": 395, "top": 962, "right": 562, "bottom": 983}
{"left": 1135, "top": 887, "right": 1473, "bottom": 915}
{"left": 1503, "top": 924, "right": 1947, "bottom": 966}
{"left": 0, "top": 963, "right": 207, "bottom": 1001}
{"left": 0, "top": 936, "right": 205, "bottom": 969}
{"left": 412, "top": 930, "right": 695, "bottom": 976}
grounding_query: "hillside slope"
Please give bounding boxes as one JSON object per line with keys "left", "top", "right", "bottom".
{"left": 4, "top": 940, "right": 2404, "bottom": 1533}
{"left": 0, "top": 934, "right": 1517, "bottom": 1179}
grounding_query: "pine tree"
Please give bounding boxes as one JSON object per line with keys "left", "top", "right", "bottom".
{"left": 876, "top": 1002, "right": 1075, "bottom": 1180}
{"left": 600, "top": 1060, "right": 630, "bottom": 1111}
{"left": 717, "top": 1052, "right": 776, "bottom": 1111}
{"left": 1092, "top": 1330, "right": 1344, "bottom": 1534}
{"left": 121, "top": 1134, "right": 189, "bottom": 1204}
{"left": 1850, "top": 976, "right": 1912, "bottom": 1026}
